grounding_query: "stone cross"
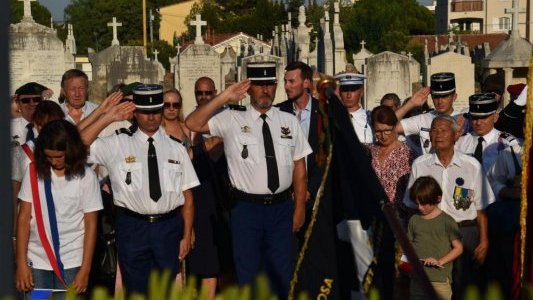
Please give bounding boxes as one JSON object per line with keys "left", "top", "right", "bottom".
{"left": 153, "top": 49, "right": 159, "bottom": 61}
{"left": 175, "top": 43, "right": 180, "bottom": 55}
{"left": 107, "top": 17, "right": 122, "bottom": 46}
{"left": 360, "top": 40, "right": 366, "bottom": 49}
{"left": 190, "top": 14, "right": 207, "bottom": 45}
{"left": 505, "top": 0, "right": 526, "bottom": 35}
{"left": 19, "top": 0, "right": 36, "bottom": 22}
{"left": 334, "top": 1, "right": 340, "bottom": 25}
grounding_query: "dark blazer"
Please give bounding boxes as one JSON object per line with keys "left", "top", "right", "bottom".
{"left": 276, "top": 97, "right": 323, "bottom": 200}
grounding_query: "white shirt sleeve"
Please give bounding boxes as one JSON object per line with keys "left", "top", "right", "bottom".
{"left": 178, "top": 146, "right": 200, "bottom": 191}
{"left": 12, "top": 146, "right": 25, "bottom": 182}
{"left": 18, "top": 169, "right": 32, "bottom": 203}
{"left": 291, "top": 118, "right": 313, "bottom": 161}
{"left": 400, "top": 114, "right": 423, "bottom": 136}
{"left": 80, "top": 167, "right": 104, "bottom": 213}
{"left": 207, "top": 110, "right": 230, "bottom": 138}
{"left": 88, "top": 135, "right": 120, "bottom": 166}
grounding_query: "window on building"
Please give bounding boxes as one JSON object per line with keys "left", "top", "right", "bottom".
{"left": 499, "top": 17, "right": 510, "bottom": 30}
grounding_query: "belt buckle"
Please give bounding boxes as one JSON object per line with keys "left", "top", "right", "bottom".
{"left": 263, "top": 195, "right": 273, "bottom": 205}
{"left": 148, "top": 215, "right": 158, "bottom": 223}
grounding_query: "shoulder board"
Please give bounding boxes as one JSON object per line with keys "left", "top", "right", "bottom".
{"left": 228, "top": 104, "right": 246, "bottom": 111}
{"left": 168, "top": 135, "right": 187, "bottom": 147}
{"left": 115, "top": 128, "right": 132, "bottom": 136}
{"left": 499, "top": 131, "right": 518, "bottom": 146}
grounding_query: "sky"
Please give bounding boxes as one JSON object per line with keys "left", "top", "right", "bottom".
{"left": 39, "top": 0, "right": 434, "bottom": 22}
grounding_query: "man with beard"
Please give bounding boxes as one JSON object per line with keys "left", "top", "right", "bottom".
{"left": 185, "top": 62, "right": 311, "bottom": 299}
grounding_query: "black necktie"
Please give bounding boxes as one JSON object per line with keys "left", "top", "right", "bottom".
{"left": 261, "top": 114, "right": 279, "bottom": 193}
{"left": 474, "top": 136, "right": 484, "bottom": 164}
{"left": 147, "top": 137, "right": 161, "bottom": 201}
{"left": 26, "top": 123, "right": 35, "bottom": 142}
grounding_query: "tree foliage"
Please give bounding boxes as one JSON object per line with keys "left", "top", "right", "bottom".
{"left": 341, "top": 0, "right": 434, "bottom": 60}
{"left": 10, "top": 0, "right": 52, "bottom": 27}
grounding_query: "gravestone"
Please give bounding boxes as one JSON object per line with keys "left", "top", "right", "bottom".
{"left": 89, "top": 45, "right": 165, "bottom": 102}
{"left": 295, "top": 6, "right": 311, "bottom": 62}
{"left": 365, "top": 51, "right": 420, "bottom": 110}
{"left": 220, "top": 46, "right": 237, "bottom": 89}
{"left": 88, "top": 18, "right": 164, "bottom": 102}
{"left": 425, "top": 51, "right": 474, "bottom": 110}
{"left": 352, "top": 40, "right": 373, "bottom": 73}
{"left": 241, "top": 54, "right": 285, "bottom": 104}
{"left": 322, "top": 10, "right": 334, "bottom": 76}
{"left": 10, "top": 0, "right": 75, "bottom": 96}
{"left": 332, "top": 1, "right": 346, "bottom": 73}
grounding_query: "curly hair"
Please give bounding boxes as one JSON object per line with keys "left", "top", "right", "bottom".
{"left": 34, "top": 120, "right": 87, "bottom": 180}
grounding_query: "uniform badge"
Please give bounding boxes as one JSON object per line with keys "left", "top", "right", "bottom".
{"left": 241, "top": 145, "right": 248, "bottom": 159}
{"left": 125, "top": 155, "right": 136, "bottom": 163}
{"left": 423, "top": 139, "right": 430, "bottom": 148}
{"left": 241, "top": 125, "right": 251, "bottom": 133}
{"left": 280, "top": 127, "right": 292, "bottom": 139}
{"left": 124, "top": 155, "right": 136, "bottom": 185}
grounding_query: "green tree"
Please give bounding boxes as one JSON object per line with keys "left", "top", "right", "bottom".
{"left": 10, "top": 0, "right": 52, "bottom": 27}
{"left": 341, "top": 0, "right": 434, "bottom": 62}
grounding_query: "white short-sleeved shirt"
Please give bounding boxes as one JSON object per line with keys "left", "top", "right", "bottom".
{"left": 61, "top": 101, "right": 99, "bottom": 124}
{"left": 487, "top": 147, "right": 522, "bottom": 199}
{"left": 11, "top": 117, "right": 37, "bottom": 147}
{"left": 208, "top": 106, "right": 312, "bottom": 194}
{"left": 12, "top": 141, "right": 34, "bottom": 182}
{"left": 349, "top": 108, "right": 374, "bottom": 144}
{"left": 18, "top": 166, "right": 103, "bottom": 270}
{"left": 456, "top": 128, "right": 522, "bottom": 173}
{"left": 403, "top": 152, "right": 494, "bottom": 222}
{"left": 88, "top": 128, "right": 200, "bottom": 214}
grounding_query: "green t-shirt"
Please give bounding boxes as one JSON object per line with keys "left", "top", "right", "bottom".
{"left": 407, "top": 211, "right": 462, "bottom": 282}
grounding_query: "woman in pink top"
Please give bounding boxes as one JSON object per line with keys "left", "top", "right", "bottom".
{"left": 369, "top": 105, "right": 414, "bottom": 207}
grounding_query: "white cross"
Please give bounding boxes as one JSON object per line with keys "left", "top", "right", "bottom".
{"left": 153, "top": 49, "right": 159, "bottom": 61}
{"left": 175, "top": 43, "right": 180, "bottom": 55}
{"left": 505, "top": 0, "right": 526, "bottom": 35}
{"left": 360, "top": 40, "right": 366, "bottom": 49}
{"left": 107, "top": 17, "right": 122, "bottom": 46}
{"left": 19, "top": 0, "right": 35, "bottom": 21}
{"left": 190, "top": 14, "right": 207, "bottom": 45}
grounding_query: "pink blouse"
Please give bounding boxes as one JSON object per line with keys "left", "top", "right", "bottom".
{"left": 369, "top": 143, "right": 414, "bottom": 203}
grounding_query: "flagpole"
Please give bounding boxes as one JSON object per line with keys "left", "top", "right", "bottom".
{"left": 143, "top": 0, "right": 147, "bottom": 56}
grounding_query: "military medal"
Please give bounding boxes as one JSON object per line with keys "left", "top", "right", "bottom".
{"left": 125, "top": 172, "right": 132, "bottom": 185}
{"left": 124, "top": 155, "right": 136, "bottom": 185}
{"left": 280, "top": 127, "right": 292, "bottom": 139}
{"left": 455, "top": 177, "right": 464, "bottom": 186}
{"left": 241, "top": 145, "right": 248, "bottom": 159}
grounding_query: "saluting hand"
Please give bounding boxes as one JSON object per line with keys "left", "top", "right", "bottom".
{"left": 410, "top": 87, "right": 430, "bottom": 108}
{"left": 221, "top": 79, "right": 251, "bottom": 103}
{"left": 99, "top": 91, "right": 123, "bottom": 112}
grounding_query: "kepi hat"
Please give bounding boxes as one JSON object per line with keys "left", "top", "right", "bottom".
{"left": 133, "top": 84, "right": 164, "bottom": 111}
{"left": 430, "top": 72, "right": 456, "bottom": 96}
{"left": 468, "top": 93, "right": 498, "bottom": 118}
{"left": 246, "top": 62, "right": 277, "bottom": 83}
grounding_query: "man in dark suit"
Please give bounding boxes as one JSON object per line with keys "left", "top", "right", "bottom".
{"left": 277, "top": 62, "right": 322, "bottom": 205}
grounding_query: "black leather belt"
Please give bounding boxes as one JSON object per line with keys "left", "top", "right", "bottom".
{"left": 457, "top": 219, "right": 477, "bottom": 227}
{"left": 233, "top": 189, "right": 291, "bottom": 205}
{"left": 118, "top": 207, "right": 178, "bottom": 223}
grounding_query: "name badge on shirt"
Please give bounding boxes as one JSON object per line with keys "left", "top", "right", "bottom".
{"left": 168, "top": 159, "right": 180, "bottom": 164}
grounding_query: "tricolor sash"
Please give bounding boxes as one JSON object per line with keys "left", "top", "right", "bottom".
{"left": 21, "top": 143, "right": 67, "bottom": 287}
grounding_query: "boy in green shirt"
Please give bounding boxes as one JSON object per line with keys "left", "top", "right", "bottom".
{"left": 407, "top": 176, "right": 463, "bottom": 300}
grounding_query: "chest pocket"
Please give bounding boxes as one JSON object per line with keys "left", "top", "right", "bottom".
{"left": 237, "top": 134, "right": 259, "bottom": 164}
{"left": 119, "top": 162, "right": 142, "bottom": 192}
{"left": 163, "top": 162, "right": 182, "bottom": 192}
{"left": 276, "top": 138, "right": 294, "bottom": 166}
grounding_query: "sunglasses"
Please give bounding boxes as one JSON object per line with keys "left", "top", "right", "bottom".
{"left": 19, "top": 96, "right": 43, "bottom": 104}
{"left": 163, "top": 102, "right": 182, "bottom": 109}
{"left": 195, "top": 90, "right": 214, "bottom": 96}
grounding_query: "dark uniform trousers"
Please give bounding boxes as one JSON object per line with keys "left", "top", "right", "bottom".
{"left": 231, "top": 197, "right": 294, "bottom": 299}
{"left": 452, "top": 224, "right": 480, "bottom": 300}
{"left": 116, "top": 210, "right": 183, "bottom": 295}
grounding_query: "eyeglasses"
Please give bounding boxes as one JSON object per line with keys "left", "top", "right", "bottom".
{"left": 163, "top": 102, "right": 182, "bottom": 109}
{"left": 195, "top": 90, "right": 214, "bottom": 96}
{"left": 19, "top": 96, "right": 43, "bottom": 104}
{"left": 374, "top": 128, "right": 394, "bottom": 135}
